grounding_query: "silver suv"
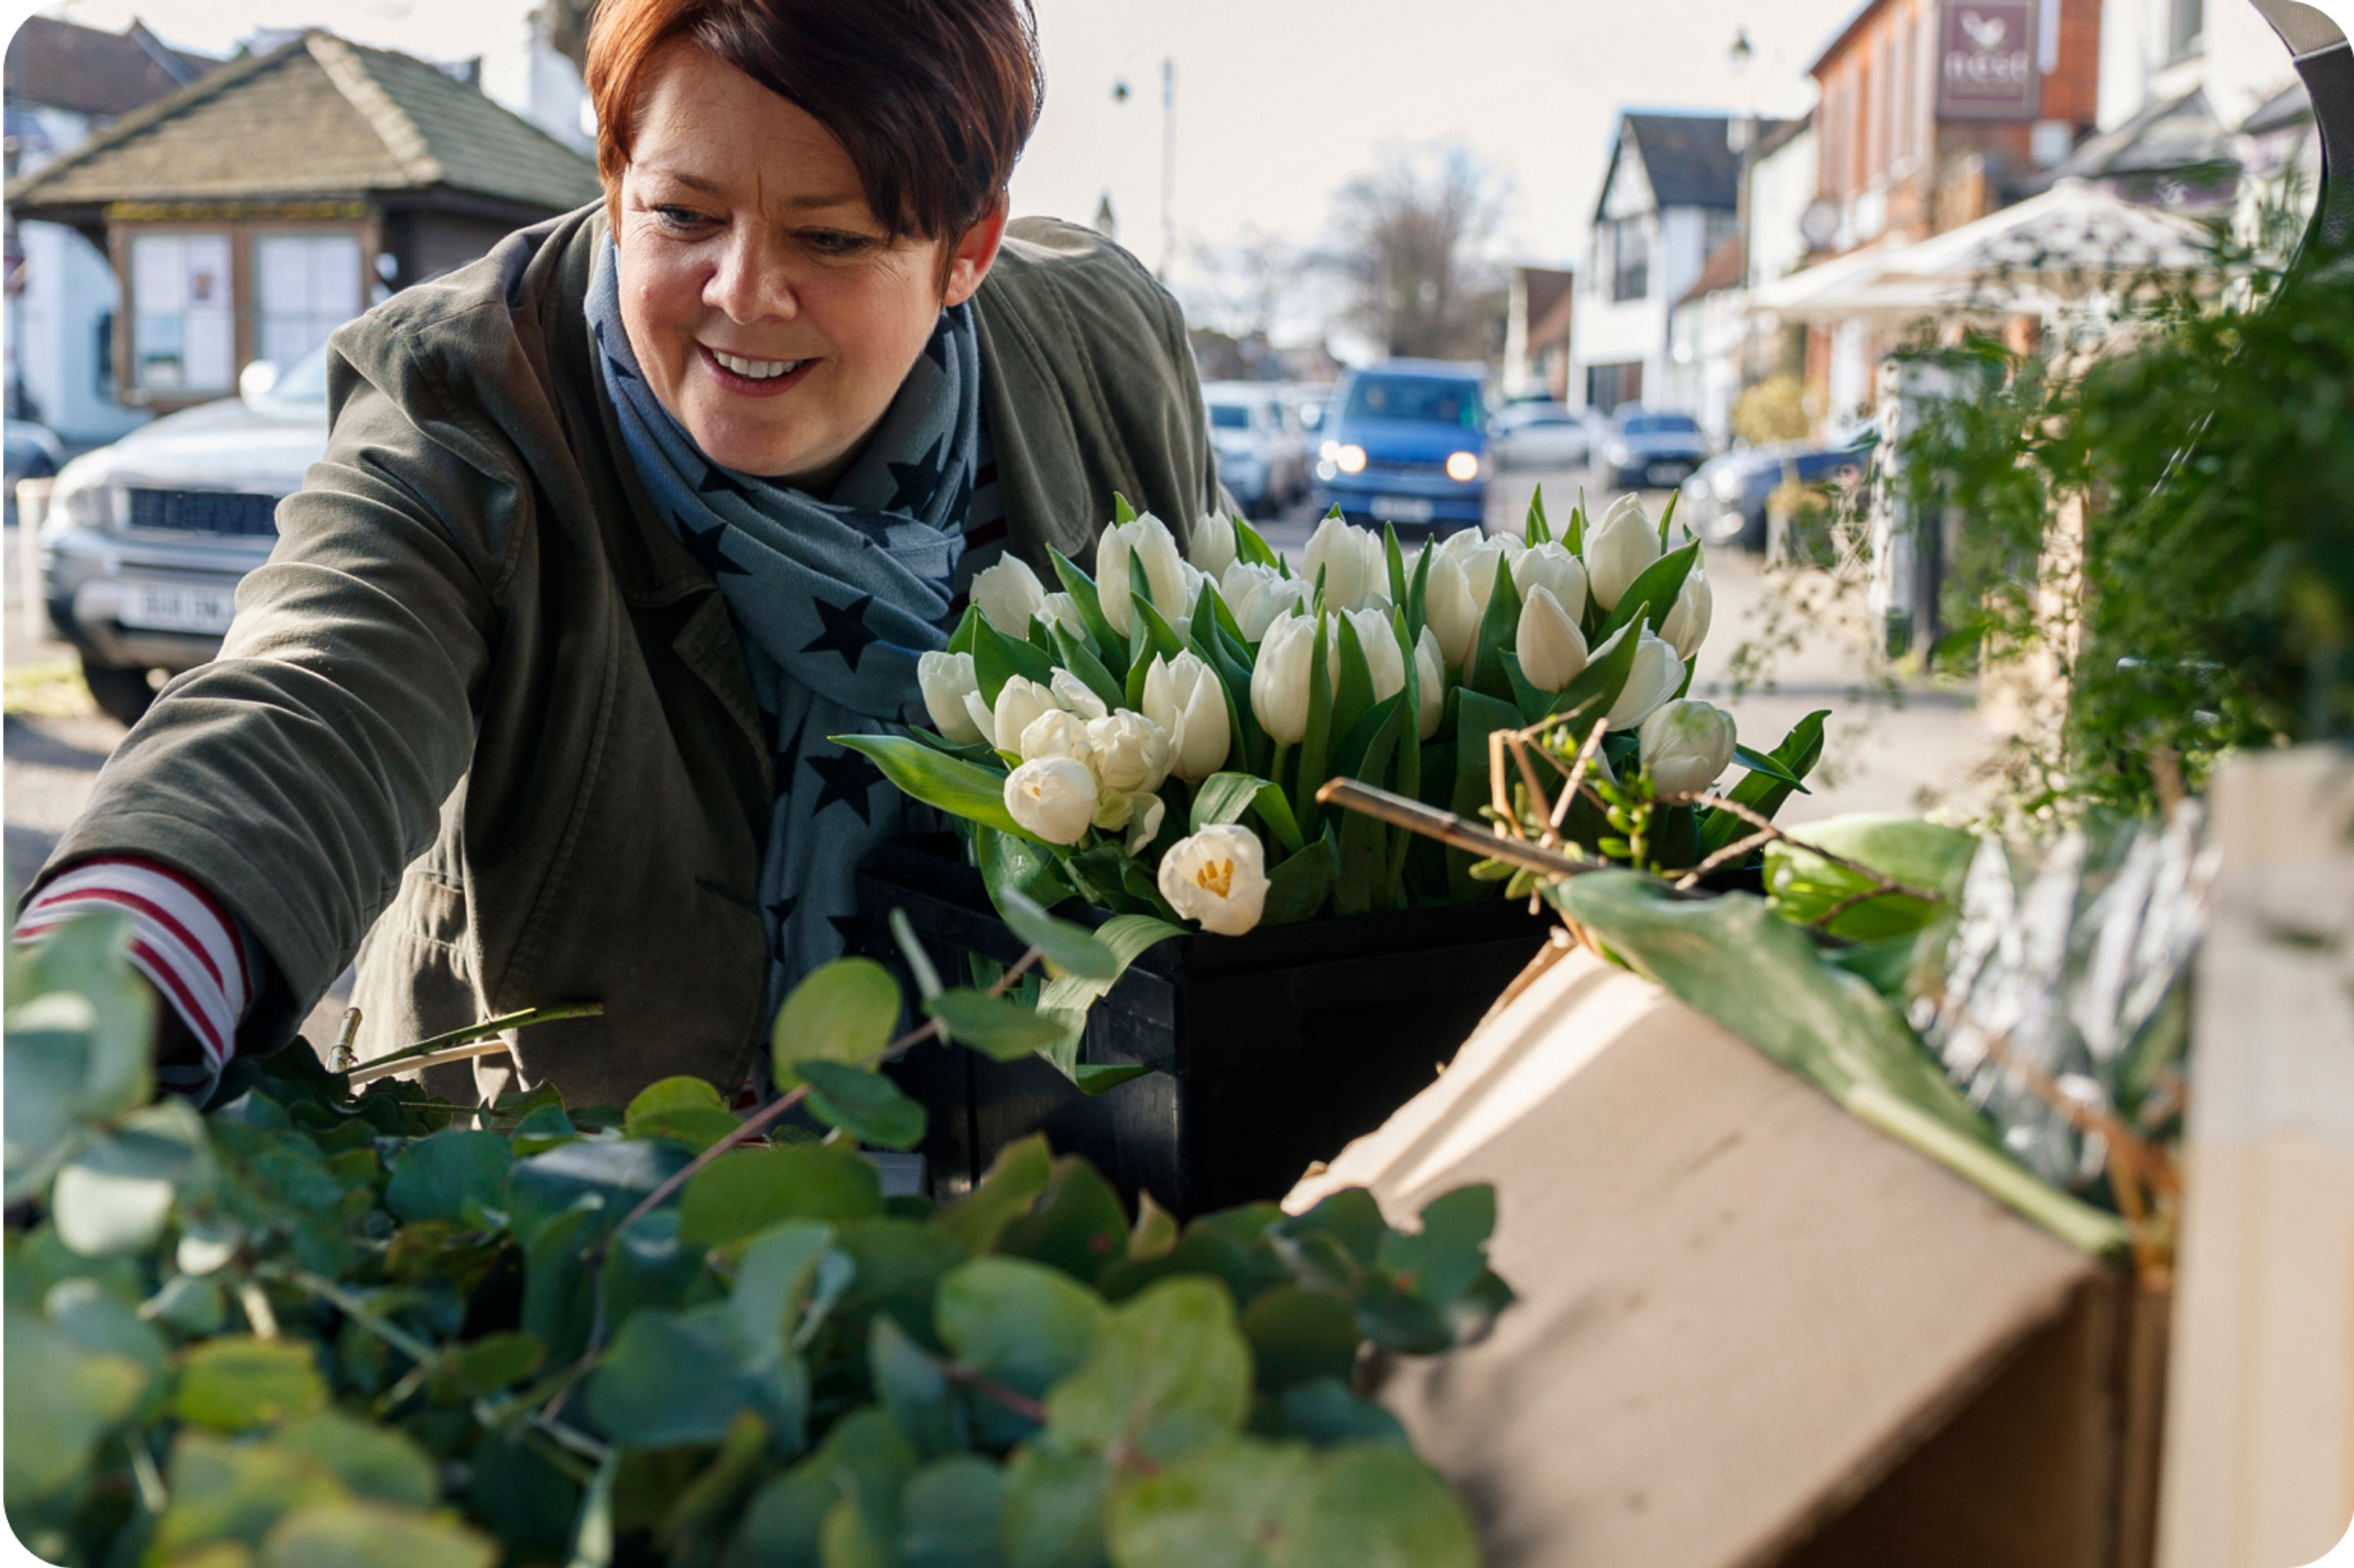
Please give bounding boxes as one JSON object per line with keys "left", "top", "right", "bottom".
{"left": 39, "top": 348, "right": 329, "bottom": 724}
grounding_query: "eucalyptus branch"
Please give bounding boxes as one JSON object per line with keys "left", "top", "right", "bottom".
{"left": 938, "top": 1362, "right": 1049, "bottom": 1425}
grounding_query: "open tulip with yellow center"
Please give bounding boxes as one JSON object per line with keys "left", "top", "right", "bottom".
{"left": 1156, "top": 824, "right": 1271, "bottom": 936}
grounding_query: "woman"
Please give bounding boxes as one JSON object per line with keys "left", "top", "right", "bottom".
{"left": 15, "top": 0, "right": 1226, "bottom": 1109}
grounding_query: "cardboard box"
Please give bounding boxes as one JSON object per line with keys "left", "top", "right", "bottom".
{"left": 1292, "top": 943, "right": 2163, "bottom": 1567}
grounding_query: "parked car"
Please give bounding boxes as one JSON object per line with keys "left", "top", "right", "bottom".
{"left": 1679, "top": 424, "right": 1878, "bottom": 552}
{"left": 1487, "top": 400, "right": 1591, "bottom": 470}
{"left": 1599, "top": 407, "right": 1710, "bottom": 492}
{"left": 4, "top": 418, "right": 64, "bottom": 525}
{"left": 39, "top": 346, "right": 329, "bottom": 724}
{"left": 1203, "top": 381, "right": 1306, "bottom": 517}
{"left": 1311, "top": 360, "right": 1490, "bottom": 537}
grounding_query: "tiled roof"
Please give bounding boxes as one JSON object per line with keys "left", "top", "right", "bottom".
{"left": 6, "top": 30, "right": 598, "bottom": 214}
{"left": 2049, "top": 88, "right": 2234, "bottom": 180}
{"left": 1622, "top": 113, "right": 1742, "bottom": 212}
{"left": 2242, "top": 78, "right": 2312, "bottom": 137}
{"left": 4, "top": 17, "right": 215, "bottom": 119}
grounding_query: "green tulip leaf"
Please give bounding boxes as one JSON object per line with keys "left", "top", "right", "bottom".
{"left": 1732, "top": 742, "right": 1811, "bottom": 791}
{"left": 1695, "top": 709, "right": 1829, "bottom": 856}
{"left": 1074, "top": 1063, "right": 1153, "bottom": 1096}
{"left": 970, "top": 611, "right": 1056, "bottom": 707}
{"left": 1465, "top": 552, "right": 1523, "bottom": 700}
{"left": 1259, "top": 839, "right": 1337, "bottom": 928}
{"left": 1598, "top": 541, "right": 1698, "bottom": 641}
{"left": 994, "top": 887, "right": 1120, "bottom": 980}
{"left": 834, "top": 735, "right": 1030, "bottom": 841}
{"left": 1045, "top": 545, "right": 1127, "bottom": 666}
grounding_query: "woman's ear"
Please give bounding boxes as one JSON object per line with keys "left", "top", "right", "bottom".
{"left": 941, "top": 191, "right": 1011, "bottom": 308}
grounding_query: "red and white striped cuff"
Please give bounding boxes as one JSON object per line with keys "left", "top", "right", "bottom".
{"left": 14, "top": 857, "right": 253, "bottom": 1075}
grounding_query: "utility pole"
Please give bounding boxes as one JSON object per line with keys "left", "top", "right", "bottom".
{"left": 1160, "top": 57, "right": 1176, "bottom": 281}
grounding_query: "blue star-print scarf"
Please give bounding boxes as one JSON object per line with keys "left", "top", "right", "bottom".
{"left": 587, "top": 238, "right": 974, "bottom": 1040}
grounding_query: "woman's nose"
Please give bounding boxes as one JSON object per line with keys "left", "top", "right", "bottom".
{"left": 706, "top": 226, "right": 797, "bottom": 324}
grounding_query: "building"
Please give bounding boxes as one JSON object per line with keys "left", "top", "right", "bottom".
{"left": 1500, "top": 265, "right": 1575, "bottom": 402}
{"left": 1566, "top": 112, "right": 1744, "bottom": 417}
{"left": 4, "top": 17, "right": 218, "bottom": 443}
{"left": 6, "top": 29, "right": 600, "bottom": 416}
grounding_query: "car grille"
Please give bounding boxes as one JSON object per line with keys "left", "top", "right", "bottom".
{"left": 125, "top": 487, "right": 281, "bottom": 538}
{"left": 1360, "top": 459, "right": 1446, "bottom": 481}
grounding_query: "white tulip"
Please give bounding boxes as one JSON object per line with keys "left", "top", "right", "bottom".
{"left": 1143, "top": 651, "right": 1232, "bottom": 783}
{"left": 1191, "top": 511, "right": 1238, "bottom": 579}
{"left": 1085, "top": 710, "right": 1175, "bottom": 794}
{"left": 1604, "top": 629, "right": 1686, "bottom": 730}
{"left": 1129, "top": 512, "right": 1194, "bottom": 627}
{"left": 988, "top": 676, "right": 1059, "bottom": 753}
{"left": 1120, "top": 791, "right": 1167, "bottom": 853}
{"left": 971, "top": 556, "right": 1046, "bottom": 637}
{"left": 1457, "top": 538, "right": 1514, "bottom": 613}
{"left": 1018, "top": 707, "right": 1095, "bottom": 766}
{"left": 1004, "top": 756, "right": 1099, "bottom": 845}
{"left": 1156, "top": 824, "right": 1270, "bottom": 937}
{"left": 1659, "top": 565, "right": 1713, "bottom": 663}
{"left": 1035, "top": 591, "right": 1089, "bottom": 641}
{"left": 1639, "top": 700, "right": 1737, "bottom": 797}
{"left": 1415, "top": 626, "right": 1445, "bottom": 740}
{"left": 1515, "top": 585, "right": 1589, "bottom": 692}
{"left": 1049, "top": 668, "right": 1109, "bottom": 721}
{"left": 1512, "top": 542, "right": 1589, "bottom": 626}
{"left": 1223, "top": 561, "right": 1309, "bottom": 642}
{"left": 1305, "top": 514, "right": 1379, "bottom": 610}
{"left": 1097, "top": 522, "right": 1136, "bottom": 636}
{"left": 917, "top": 650, "right": 985, "bottom": 745}
{"left": 1338, "top": 607, "right": 1406, "bottom": 702}
{"left": 1585, "top": 493, "right": 1660, "bottom": 612}
{"left": 1251, "top": 611, "right": 1317, "bottom": 745}
{"left": 1424, "top": 553, "right": 1479, "bottom": 669}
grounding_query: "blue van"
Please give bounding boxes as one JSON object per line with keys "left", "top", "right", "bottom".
{"left": 1311, "top": 359, "right": 1489, "bottom": 536}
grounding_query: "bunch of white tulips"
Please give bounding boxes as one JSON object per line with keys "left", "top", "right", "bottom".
{"left": 867, "top": 490, "right": 1782, "bottom": 944}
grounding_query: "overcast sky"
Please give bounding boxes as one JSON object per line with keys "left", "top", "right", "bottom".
{"left": 22, "top": 0, "right": 2352, "bottom": 281}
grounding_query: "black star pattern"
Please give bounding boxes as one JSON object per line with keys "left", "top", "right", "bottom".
{"left": 804, "top": 749, "right": 880, "bottom": 823}
{"left": 923, "top": 322, "right": 953, "bottom": 371}
{"left": 592, "top": 322, "right": 636, "bottom": 379}
{"left": 943, "top": 463, "right": 973, "bottom": 530}
{"left": 884, "top": 436, "right": 950, "bottom": 515}
{"left": 676, "top": 513, "right": 748, "bottom": 576}
{"left": 766, "top": 896, "right": 799, "bottom": 958}
{"left": 828, "top": 911, "right": 867, "bottom": 953}
{"left": 773, "top": 715, "right": 806, "bottom": 782}
{"left": 698, "top": 462, "right": 752, "bottom": 500}
{"left": 801, "top": 593, "right": 879, "bottom": 672}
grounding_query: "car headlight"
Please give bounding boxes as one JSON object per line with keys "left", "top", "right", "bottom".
{"left": 1335, "top": 444, "right": 1366, "bottom": 474}
{"left": 1319, "top": 440, "right": 1341, "bottom": 463}
{"left": 1713, "top": 469, "right": 1742, "bottom": 501}
{"left": 1606, "top": 441, "right": 1631, "bottom": 466}
{"left": 1445, "top": 451, "right": 1480, "bottom": 482}
{"left": 43, "top": 473, "right": 111, "bottom": 541}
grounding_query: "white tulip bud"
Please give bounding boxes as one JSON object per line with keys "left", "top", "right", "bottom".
{"left": 1338, "top": 606, "right": 1406, "bottom": 703}
{"left": 1250, "top": 611, "right": 1317, "bottom": 745}
{"left": 917, "top": 650, "right": 985, "bottom": 745}
{"left": 1095, "top": 521, "right": 1135, "bottom": 636}
{"left": 1144, "top": 651, "right": 1232, "bottom": 783}
{"left": 1084, "top": 710, "right": 1174, "bottom": 794}
{"left": 1018, "top": 707, "right": 1095, "bottom": 766}
{"left": 1604, "top": 629, "right": 1685, "bottom": 731}
{"left": 1191, "top": 511, "right": 1238, "bottom": 578}
{"left": 1415, "top": 626, "right": 1445, "bottom": 740}
{"left": 1156, "top": 824, "right": 1271, "bottom": 936}
{"left": 971, "top": 556, "right": 1046, "bottom": 637}
{"left": 1004, "top": 756, "right": 1099, "bottom": 845}
{"left": 1424, "top": 553, "right": 1479, "bottom": 669}
{"left": 1305, "top": 514, "right": 1377, "bottom": 610}
{"left": 1512, "top": 542, "right": 1588, "bottom": 626}
{"left": 989, "top": 675, "right": 1059, "bottom": 753}
{"left": 1048, "top": 668, "right": 1108, "bottom": 721}
{"left": 1225, "top": 562, "right": 1310, "bottom": 642}
{"left": 1639, "top": 699, "right": 1737, "bottom": 797}
{"left": 1129, "top": 512, "right": 1192, "bottom": 626}
{"left": 1659, "top": 565, "right": 1713, "bottom": 663}
{"left": 1036, "top": 591, "right": 1089, "bottom": 641}
{"left": 1458, "top": 538, "right": 1513, "bottom": 614}
{"left": 1515, "top": 585, "right": 1590, "bottom": 692}
{"left": 1585, "top": 493, "right": 1661, "bottom": 612}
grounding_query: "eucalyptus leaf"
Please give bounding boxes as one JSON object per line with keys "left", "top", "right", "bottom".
{"left": 923, "top": 992, "right": 1070, "bottom": 1062}
{"left": 995, "top": 888, "right": 1119, "bottom": 980}
{"left": 801, "top": 1060, "right": 928, "bottom": 1151}
{"left": 773, "top": 957, "right": 903, "bottom": 1091}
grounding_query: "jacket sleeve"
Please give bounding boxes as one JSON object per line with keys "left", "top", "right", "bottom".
{"left": 39, "top": 324, "right": 515, "bottom": 1051}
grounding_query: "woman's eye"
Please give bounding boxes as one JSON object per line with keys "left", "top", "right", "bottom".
{"left": 803, "top": 230, "right": 870, "bottom": 256}
{"left": 653, "top": 206, "right": 714, "bottom": 232}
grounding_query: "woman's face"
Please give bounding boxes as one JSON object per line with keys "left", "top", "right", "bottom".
{"left": 614, "top": 44, "right": 1005, "bottom": 484}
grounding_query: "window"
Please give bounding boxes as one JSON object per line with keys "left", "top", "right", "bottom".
{"left": 1608, "top": 219, "right": 1650, "bottom": 302}
{"left": 1585, "top": 362, "right": 1644, "bottom": 414}
{"left": 256, "top": 233, "right": 362, "bottom": 368}
{"left": 2169, "top": 0, "right": 2204, "bottom": 60}
{"left": 1343, "top": 375, "right": 1487, "bottom": 430}
{"left": 129, "top": 232, "right": 233, "bottom": 395}
{"left": 1209, "top": 404, "right": 1252, "bottom": 430}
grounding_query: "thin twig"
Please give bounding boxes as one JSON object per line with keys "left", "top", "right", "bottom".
{"left": 1656, "top": 790, "right": 1945, "bottom": 906}
{"left": 343, "top": 1002, "right": 604, "bottom": 1084}
{"left": 1674, "top": 827, "right": 1779, "bottom": 889}
{"left": 1502, "top": 732, "right": 1557, "bottom": 847}
{"left": 1804, "top": 884, "right": 1916, "bottom": 930}
{"left": 939, "top": 1363, "right": 1049, "bottom": 1425}
{"left": 1545, "top": 720, "right": 1610, "bottom": 836}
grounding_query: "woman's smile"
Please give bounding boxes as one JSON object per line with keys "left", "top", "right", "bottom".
{"left": 698, "top": 343, "right": 817, "bottom": 397}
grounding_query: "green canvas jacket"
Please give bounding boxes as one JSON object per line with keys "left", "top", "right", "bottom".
{"left": 42, "top": 206, "right": 1227, "bottom": 1108}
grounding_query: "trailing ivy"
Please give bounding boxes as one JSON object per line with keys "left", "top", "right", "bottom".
{"left": 4, "top": 908, "right": 1511, "bottom": 1567}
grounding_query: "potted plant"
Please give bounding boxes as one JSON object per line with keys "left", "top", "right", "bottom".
{"left": 838, "top": 493, "right": 1829, "bottom": 1213}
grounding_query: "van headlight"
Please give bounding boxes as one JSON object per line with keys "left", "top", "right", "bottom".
{"left": 1445, "top": 451, "right": 1480, "bottom": 482}
{"left": 1335, "top": 444, "right": 1366, "bottom": 474}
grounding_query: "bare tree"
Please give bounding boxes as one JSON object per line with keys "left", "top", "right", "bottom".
{"left": 1325, "top": 146, "right": 1507, "bottom": 362}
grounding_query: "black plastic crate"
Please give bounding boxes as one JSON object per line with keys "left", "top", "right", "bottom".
{"left": 855, "top": 837, "right": 1554, "bottom": 1217}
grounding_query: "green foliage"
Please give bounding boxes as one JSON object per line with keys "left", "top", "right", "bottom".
{"left": 1895, "top": 229, "right": 2354, "bottom": 813}
{"left": 4, "top": 917, "right": 1510, "bottom": 1566}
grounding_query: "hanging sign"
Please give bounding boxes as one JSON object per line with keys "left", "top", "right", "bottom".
{"left": 1937, "top": 1, "right": 2041, "bottom": 121}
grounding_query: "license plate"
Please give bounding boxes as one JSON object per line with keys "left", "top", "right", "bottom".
{"left": 1370, "top": 495, "right": 1434, "bottom": 523}
{"left": 1646, "top": 462, "right": 1693, "bottom": 486}
{"left": 121, "top": 583, "right": 236, "bottom": 634}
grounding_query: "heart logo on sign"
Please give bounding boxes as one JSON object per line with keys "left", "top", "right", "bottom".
{"left": 1960, "top": 10, "right": 2009, "bottom": 50}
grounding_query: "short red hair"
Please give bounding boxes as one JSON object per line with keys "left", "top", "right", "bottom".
{"left": 585, "top": 0, "right": 1043, "bottom": 240}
